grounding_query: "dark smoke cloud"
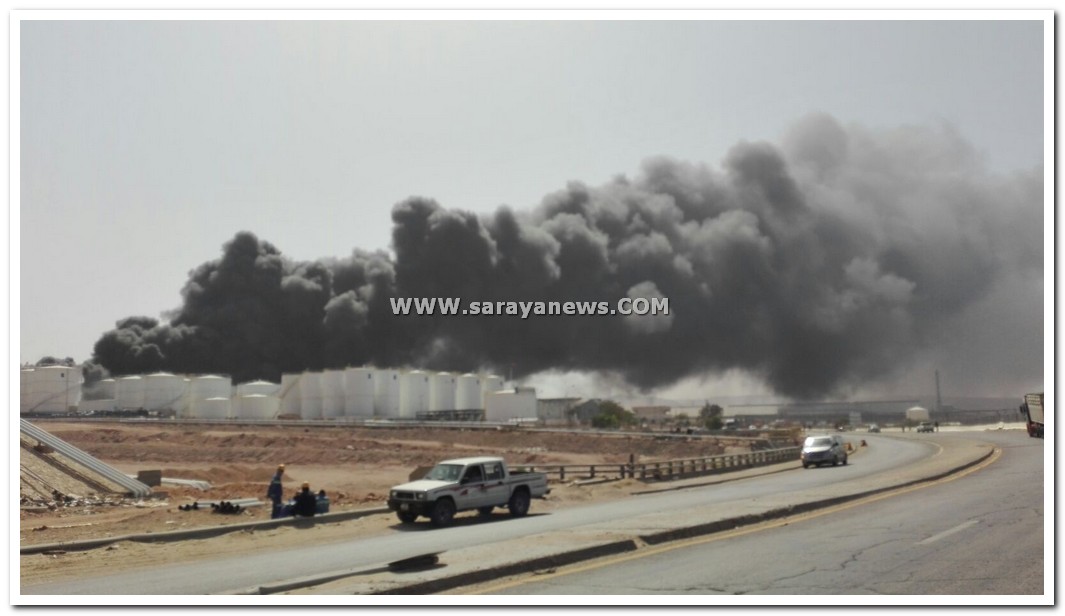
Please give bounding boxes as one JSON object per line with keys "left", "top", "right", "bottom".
{"left": 93, "top": 114, "right": 1043, "bottom": 398}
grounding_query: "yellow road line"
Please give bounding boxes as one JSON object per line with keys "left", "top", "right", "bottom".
{"left": 470, "top": 447, "right": 1001, "bottom": 595}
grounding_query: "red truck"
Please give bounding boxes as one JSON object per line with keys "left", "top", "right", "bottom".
{"left": 1020, "top": 393, "right": 1044, "bottom": 438}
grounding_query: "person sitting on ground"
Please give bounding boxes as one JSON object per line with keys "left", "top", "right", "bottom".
{"left": 316, "top": 489, "right": 330, "bottom": 515}
{"left": 292, "top": 482, "right": 318, "bottom": 517}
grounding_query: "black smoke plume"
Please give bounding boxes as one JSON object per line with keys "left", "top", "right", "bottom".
{"left": 92, "top": 115, "right": 1043, "bottom": 398}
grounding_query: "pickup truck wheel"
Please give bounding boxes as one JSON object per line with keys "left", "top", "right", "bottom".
{"left": 397, "top": 511, "right": 417, "bottom": 524}
{"left": 477, "top": 506, "right": 494, "bottom": 517}
{"left": 508, "top": 489, "right": 530, "bottom": 518}
{"left": 429, "top": 499, "right": 456, "bottom": 527}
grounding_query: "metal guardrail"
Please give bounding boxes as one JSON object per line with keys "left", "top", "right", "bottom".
{"left": 28, "top": 416, "right": 785, "bottom": 444}
{"left": 20, "top": 419, "right": 152, "bottom": 497}
{"left": 514, "top": 446, "right": 802, "bottom": 482}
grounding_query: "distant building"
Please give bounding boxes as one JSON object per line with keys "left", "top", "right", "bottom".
{"left": 569, "top": 399, "right": 608, "bottom": 424}
{"left": 724, "top": 404, "right": 782, "bottom": 424}
{"left": 668, "top": 405, "right": 704, "bottom": 421}
{"left": 632, "top": 406, "right": 671, "bottom": 424}
{"left": 905, "top": 406, "right": 931, "bottom": 422}
{"left": 778, "top": 400, "right": 920, "bottom": 425}
{"left": 537, "top": 397, "right": 582, "bottom": 425}
{"left": 485, "top": 387, "right": 538, "bottom": 423}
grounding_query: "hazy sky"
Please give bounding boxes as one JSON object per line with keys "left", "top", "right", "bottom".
{"left": 16, "top": 15, "right": 1048, "bottom": 399}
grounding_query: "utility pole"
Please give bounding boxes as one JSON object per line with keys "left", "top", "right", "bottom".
{"left": 935, "top": 370, "right": 942, "bottom": 414}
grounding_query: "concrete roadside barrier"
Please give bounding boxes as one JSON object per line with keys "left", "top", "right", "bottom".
{"left": 20, "top": 506, "right": 390, "bottom": 555}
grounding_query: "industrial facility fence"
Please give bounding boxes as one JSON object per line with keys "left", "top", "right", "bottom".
{"left": 514, "top": 446, "right": 802, "bottom": 482}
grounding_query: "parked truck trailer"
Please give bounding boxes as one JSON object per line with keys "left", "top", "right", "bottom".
{"left": 1020, "top": 392, "right": 1044, "bottom": 438}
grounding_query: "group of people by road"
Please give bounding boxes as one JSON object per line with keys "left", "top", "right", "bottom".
{"left": 266, "top": 464, "right": 330, "bottom": 519}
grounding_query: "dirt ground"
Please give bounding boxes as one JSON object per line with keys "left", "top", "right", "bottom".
{"left": 19, "top": 420, "right": 779, "bottom": 589}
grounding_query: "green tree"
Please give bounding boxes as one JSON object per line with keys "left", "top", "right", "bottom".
{"left": 592, "top": 400, "right": 637, "bottom": 430}
{"left": 699, "top": 402, "right": 724, "bottom": 430}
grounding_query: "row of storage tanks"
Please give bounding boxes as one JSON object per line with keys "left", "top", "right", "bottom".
{"left": 22, "top": 365, "right": 507, "bottom": 421}
{"left": 277, "top": 369, "right": 505, "bottom": 420}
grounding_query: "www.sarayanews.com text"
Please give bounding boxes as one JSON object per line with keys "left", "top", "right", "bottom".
{"left": 389, "top": 297, "right": 670, "bottom": 319}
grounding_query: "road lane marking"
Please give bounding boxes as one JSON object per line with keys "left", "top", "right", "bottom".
{"left": 916, "top": 519, "right": 980, "bottom": 545}
{"left": 468, "top": 446, "right": 1002, "bottom": 595}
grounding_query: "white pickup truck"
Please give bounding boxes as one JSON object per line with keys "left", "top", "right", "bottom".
{"left": 387, "top": 456, "right": 550, "bottom": 527}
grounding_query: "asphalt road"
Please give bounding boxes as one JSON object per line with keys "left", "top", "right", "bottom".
{"left": 482, "top": 431, "right": 1045, "bottom": 596}
{"left": 22, "top": 434, "right": 941, "bottom": 595}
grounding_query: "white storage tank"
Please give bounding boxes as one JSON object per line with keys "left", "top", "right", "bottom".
{"left": 374, "top": 369, "right": 401, "bottom": 418}
{"left": 345, "top": 367, "right": 376, "bottom": 418}
{"left": 190, "top": 375, "right": 231, "bottom": 401}
{"left": 399, "top": 370, "right": 430, "bottom": 419}
{"left": 482, "top": 374, "right": 505, "bottom": 407}
{"left": 96, "top": 378, "right": 117, "bottom": 400}
{"left": 20, "top": 369, "right": 33, "bottom": 412}
{"left": 320, "top": 369, "right": 346, "bottom": 418}
{"left": 279, "top": 373, "right": 302, "bottom": 416}
{"left": 485, "top": 387, "right": 538, "bottom": 423}
{"left": 237, "top": 380, "right": 281, "bottom": 397}
{"left": 300, "top": 372, "right": 323, "bottom": 419}
{"left": 429, "top": 372, "right": 457, "bottom": 412}
{"left": 238, "top": 394, "right": 279, "bottom": 420}
{"left": 143, "top": 372, "right": 189, "bottom": 412}
{"left": 455, "top": 373, "right": 482, "bottom": 410}
{"left": 197, "top": 396, "right": 232, "bottom": 420}
{"left": 189, "top": 375, "right": 232, "bottom": 418}
{"left": 25, "top": 366, "right": 83, "bottom": 413}
{"left": 176, "top": 378, "right": 194, "bottom": 417}
{"left": 116, "top": 375, "right": 145, "bottom": 410}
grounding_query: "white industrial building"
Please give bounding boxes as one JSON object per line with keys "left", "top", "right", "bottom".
{"left": 485, "top": 387, "right": 538, "bottom": 423}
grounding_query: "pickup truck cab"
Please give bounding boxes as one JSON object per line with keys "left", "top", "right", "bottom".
{"left": 387, "top": 456, "right": 550, "bottom": 527}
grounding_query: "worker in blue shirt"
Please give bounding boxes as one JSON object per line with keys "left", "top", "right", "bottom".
{"left": 267, "top": 464, "right": 285, "bottom": 519}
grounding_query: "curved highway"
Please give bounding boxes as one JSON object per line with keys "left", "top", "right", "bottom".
{"left": 23, "top": 435, "right": 940, "bottom": 595}
{"left": 482, "top": 431, "right": 1045, "bottom": 595}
